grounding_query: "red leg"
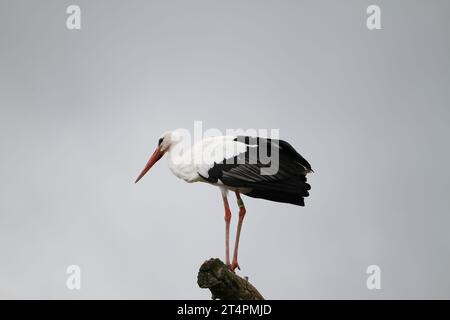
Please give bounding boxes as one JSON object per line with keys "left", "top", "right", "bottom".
{"left": 231, "top": 191, "right": 246, "bottom": 272}
{"left": 222, "top": 191, "right": 232, "bottom": 267}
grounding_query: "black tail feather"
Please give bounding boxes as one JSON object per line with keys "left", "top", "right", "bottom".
{"left": 245, "top": 189, "right": 306, "bottom": 206}
{"left": 243, "top": 174, "right": 310, "bottom": 206}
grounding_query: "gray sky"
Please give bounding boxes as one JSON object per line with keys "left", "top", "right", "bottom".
{"left": 1, "top": 0, "right": 449, "bottom": 299}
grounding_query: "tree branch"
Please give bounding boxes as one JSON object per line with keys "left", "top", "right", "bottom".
{"left": 197, "top": 258, "right": 264, "bottom": 300}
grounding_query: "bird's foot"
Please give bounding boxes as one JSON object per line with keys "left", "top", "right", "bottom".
{"left": 229, "top": 261, "right": 241, "bottom": 273}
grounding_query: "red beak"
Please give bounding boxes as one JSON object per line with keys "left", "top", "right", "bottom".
{"left": 135, "top": 148, "right": 164, "bottom": 183}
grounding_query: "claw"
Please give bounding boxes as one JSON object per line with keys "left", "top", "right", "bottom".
{"left": 229, "top": 261, "right": 241, "bottom": 273}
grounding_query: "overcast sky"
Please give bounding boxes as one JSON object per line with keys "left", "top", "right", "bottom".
{"left": 1, "top": 0, "right": 449, "bottom": 299}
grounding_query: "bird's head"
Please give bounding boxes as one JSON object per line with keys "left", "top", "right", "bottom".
{"left": 134, "top": 131, "right": 178, "bottom": 183}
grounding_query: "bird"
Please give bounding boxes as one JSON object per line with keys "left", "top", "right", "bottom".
{"left": 135, "top": 130, "right": 313, "bottom": 272}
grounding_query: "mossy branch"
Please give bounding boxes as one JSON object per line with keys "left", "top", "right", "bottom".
{"left": 197, "top": 258, "right": 264, "bottom": 300}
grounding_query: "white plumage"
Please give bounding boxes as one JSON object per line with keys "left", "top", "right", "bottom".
{"left": 166, "top": 133, "right": 248, "bottom": 184}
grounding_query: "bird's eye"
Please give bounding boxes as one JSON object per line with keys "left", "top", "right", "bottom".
{"left": 158, "top": 138, "right": 163, "bottom": 146}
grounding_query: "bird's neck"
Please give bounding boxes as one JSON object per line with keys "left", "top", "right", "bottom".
{"left": 166, "top": 141, "right": 198, "bottom": 182}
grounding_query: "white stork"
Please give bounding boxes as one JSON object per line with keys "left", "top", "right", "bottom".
{"left": 135, "top": 130, "right": 313, "bottom": 272}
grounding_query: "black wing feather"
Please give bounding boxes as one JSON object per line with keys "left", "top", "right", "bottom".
{"left": 203, "top": 136, "right": 313, "bottom": 206}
